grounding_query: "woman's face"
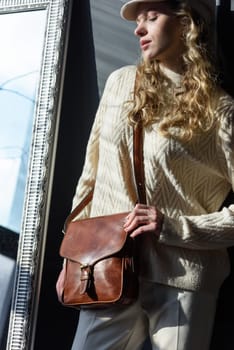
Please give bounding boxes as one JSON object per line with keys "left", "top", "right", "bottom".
{"left": 134, "top": 2, "right": 185, "bottom": 71}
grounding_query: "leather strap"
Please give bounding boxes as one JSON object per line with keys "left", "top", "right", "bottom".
{"left": 63, "top": 123, "right": 145, "bottom": 231}
{"left": 133, "top": 121, "right": 146, "bottom": 204}
{"left": 64, "top": 73, "right": 146, "bottom": 230}
{"left": 63, "top": 124, "right": 145, "bottom": 232}
{"left": 63, "top": 189, "right": 94, "bottom": 232}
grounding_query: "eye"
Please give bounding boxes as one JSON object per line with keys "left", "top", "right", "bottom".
{"left": 148, "top": 16, "right": 158, "bottom": 22}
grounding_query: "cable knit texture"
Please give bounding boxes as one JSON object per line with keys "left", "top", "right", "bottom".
{"left": 72, "top": 65, "right": 234, "bottom": 295}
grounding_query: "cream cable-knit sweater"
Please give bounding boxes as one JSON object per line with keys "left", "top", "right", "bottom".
{"left": 72, "top": 65, "right": 234, "bottom": 295}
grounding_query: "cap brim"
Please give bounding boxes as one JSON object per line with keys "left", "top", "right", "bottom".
{"left": 120, "top": 0, "right": 167, "bottom": 21}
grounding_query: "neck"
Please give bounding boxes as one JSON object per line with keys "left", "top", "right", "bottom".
{"left": 160, "top": 65, "right": 182, "bottom": 86}
{"left": 159, "top": 61, "right": 184, "bottom": 75}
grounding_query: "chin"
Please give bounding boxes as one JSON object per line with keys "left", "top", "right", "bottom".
{"left": 143, "top": 55, "right": 158, "bottom": 63}
{"left": 142, "top": 51, "right": 159, "bottom": 61}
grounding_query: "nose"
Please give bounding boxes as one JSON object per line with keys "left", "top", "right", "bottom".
{"left": 134, "top": 22, "right": 147, "bottom": 37}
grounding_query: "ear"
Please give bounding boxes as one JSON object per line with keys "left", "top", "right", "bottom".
{"left": 179, "top": 14, "right": 192, "bottom": 42}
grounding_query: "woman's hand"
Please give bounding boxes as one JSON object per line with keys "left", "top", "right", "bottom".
{"left": 124, "top": 203, "right": 164, "bottom": 238}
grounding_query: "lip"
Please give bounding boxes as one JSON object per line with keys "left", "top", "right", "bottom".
{"left": 140, "top": 39, "right": 151, "bottom": 50}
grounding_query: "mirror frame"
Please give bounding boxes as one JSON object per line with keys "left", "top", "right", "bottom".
{"left": 0, "top": 0, "right": 72, "bottom": 349}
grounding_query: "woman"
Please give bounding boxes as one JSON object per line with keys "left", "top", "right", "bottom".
{"left": 57, "top": 1, "right": 234, "bottom": 349}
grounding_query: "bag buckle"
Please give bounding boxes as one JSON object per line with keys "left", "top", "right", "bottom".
{"left": 80, "top": 263, "right": 93, "bottom": 294}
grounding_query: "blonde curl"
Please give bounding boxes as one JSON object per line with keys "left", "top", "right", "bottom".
{"left": 128, "top": 5, "right": 218, "bottom": 141}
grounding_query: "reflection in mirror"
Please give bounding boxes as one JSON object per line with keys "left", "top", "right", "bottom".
{"left": 0, "top": 10, "right": 46, "bottom": 232}
{"left": 0, "top": 9, "right": 47, "bottom": 349}
{"left": 0, "top": 0, "right": 71, "bottom": 349}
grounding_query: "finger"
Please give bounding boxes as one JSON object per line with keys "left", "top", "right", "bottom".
{"left": 124, "top": 205, "right": 150, "bottom": 226}
{"left": 124, "top": 215, "right": 151, "bottom": 233}
{"left": 130, "top": 222, "right": 158, "bottom": 238}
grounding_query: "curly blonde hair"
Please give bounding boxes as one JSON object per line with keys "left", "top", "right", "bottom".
{"left": 128, "top": 1, "right": 219, "bottom": 141}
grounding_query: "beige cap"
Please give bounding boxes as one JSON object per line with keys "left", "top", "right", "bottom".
{"left": 120, "top": 0, "right": 216, "bottom": 23}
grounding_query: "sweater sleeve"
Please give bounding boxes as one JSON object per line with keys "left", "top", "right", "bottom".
{"left": 71, "top": 68, "right": 127, "bottom": 218}
{"left": 159, "top": 206, "right": 234, "bottom": 250}
{"left": 158, "top": 94, "right": 234, "bottom": 250}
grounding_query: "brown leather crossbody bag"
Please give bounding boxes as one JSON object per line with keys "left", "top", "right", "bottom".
{"left": 57, "top": 122, "right": 145, "bottom": 309}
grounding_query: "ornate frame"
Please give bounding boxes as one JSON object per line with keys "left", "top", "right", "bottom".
{"left": 0, "top": 0, "right": 72, "bottom": 349}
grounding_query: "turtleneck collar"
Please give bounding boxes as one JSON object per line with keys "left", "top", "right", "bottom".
{"left": 160, "top": 65, "right": 182, "bottom": 87}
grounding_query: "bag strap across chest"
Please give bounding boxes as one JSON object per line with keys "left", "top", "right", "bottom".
{"left": 63, "top": 122, "right": 146, "bottom": 232}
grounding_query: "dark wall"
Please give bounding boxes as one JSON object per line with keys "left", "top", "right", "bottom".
{"left": 210, "top": 2, "right": 234, "bottom": 349}
{"left": 34, "top": 1, "right": 99, "bottom": 349}
{"left": 217, "top": 0, "right": 234, "bottom": 96}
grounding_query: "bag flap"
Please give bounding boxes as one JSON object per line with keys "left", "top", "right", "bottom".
{"left": 59, "top": 212, "right": 129, "bottom": 265}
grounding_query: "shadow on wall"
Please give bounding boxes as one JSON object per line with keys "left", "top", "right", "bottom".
{"left": 211, "top": 3, "right": 234, "bottom": 350}
{"left": 217, "top": 0, "right": 234, "bottom": 97}
{"left": 34, "top": 0, "right": 99, "bottom": 349}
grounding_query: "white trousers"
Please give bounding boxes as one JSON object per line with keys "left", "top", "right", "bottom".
{"left": 71, "top": 280, "right": 217, "bottom": 350}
